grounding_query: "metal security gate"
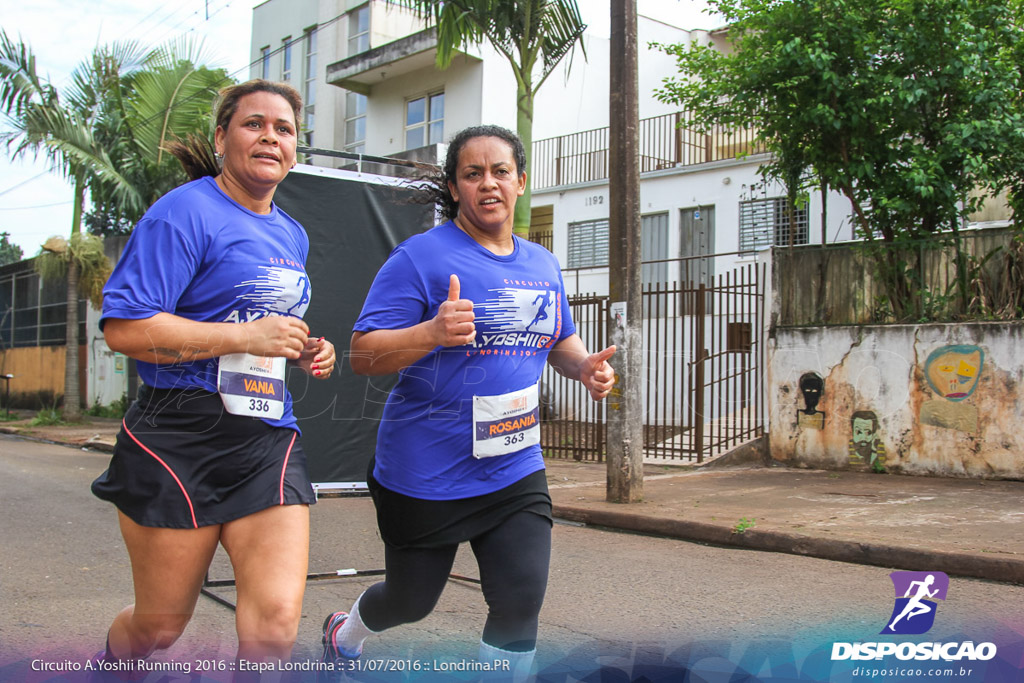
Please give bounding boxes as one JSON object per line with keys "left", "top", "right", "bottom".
{"left": 541, "top": 258, "right": 765, "bottom": 463}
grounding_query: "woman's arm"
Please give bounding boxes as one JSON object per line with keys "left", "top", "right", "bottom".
{"left": 547, "top": 334, "right": 617, "bottom": 401}
{"left": 350, "top": 274, "right": 475, "bottom": 376}
{"left": 104, "top": 312, "right": 311, "bottom": 364}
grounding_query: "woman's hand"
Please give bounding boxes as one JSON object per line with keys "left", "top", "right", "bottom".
{"left": 297, "top": 336, "right": 337, "bottom": 378}
{"left": 580, "top": 346, "right": 617, "bottom": 401}
{"left": 241, "top": 315, "right": 310, "bottom": 360}
{"left": 431, "top": 274, "right": 476, "bottom": 347}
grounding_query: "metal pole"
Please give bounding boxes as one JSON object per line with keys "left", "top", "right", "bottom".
{"left": 606, "top": 0, "right": 643, "bottom": 503}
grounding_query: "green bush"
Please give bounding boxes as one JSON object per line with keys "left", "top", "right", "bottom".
{"left": 85, "top": 394, "right": 130, "bottom": 419}
{"left": 30, "top": 407, "right": 66, "bottom": 426}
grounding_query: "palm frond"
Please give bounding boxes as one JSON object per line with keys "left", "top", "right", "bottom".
{"left": 0, "top": 29, "right": 59, "bottom": 115}
{"left": 146, "top": 35, "right": 224, "bottom": 73}
{"left": 129, "top": 59, "right": 230, "bottom": 167}
{"left": 36, "top": 107, "right": 145, "bottom": 215}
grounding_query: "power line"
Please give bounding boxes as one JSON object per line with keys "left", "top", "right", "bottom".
{"left": 118, "top": 2, "right": 187, "bottom": 44}
{"left": 126, "top": 11, "right": 348, "bottom": 132}
{"left": 0, "top": 201, "right": 73, "bottom": 211}
{"left": 0, "top": 172, "right": 50, "bottom": 198}
{"left": 143, "top": 0, "right": 235, "bottom": 52}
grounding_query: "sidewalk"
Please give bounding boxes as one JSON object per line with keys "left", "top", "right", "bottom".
{"left": 5, "top": 415, "right": 1022, "bottom": 585}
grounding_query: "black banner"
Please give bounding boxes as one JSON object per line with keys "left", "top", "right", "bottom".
{"left": 276, "top": 168, "right": 433, "bottom": 483}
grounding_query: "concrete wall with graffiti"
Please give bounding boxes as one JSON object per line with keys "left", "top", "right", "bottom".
{"left": 767, "top": 323, "right": 1024, "bottom": 479}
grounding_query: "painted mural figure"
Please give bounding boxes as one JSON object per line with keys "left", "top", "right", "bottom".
{"left": 888, "top": 574, "right": 939, "bottom": 631}
{"left": 919, "top": 345, "right": 983, "bottom": 432}
{"left": 848, "top": 410, "right": 886, "bottom": 468}
{"left": 797, "top": 372, "right": 825, "bottom": 430}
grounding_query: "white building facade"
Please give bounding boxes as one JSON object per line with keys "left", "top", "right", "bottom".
{"left": 249, "top": 0, "right": 858, "bottom": 291}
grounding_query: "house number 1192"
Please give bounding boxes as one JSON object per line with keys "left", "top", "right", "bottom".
{"left": 585, "top": 195, "right": 605, "bottom": 206}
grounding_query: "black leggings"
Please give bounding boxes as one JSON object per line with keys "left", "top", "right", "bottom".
{"left": 359, "top": 509, "right": 552, "bottom": 652}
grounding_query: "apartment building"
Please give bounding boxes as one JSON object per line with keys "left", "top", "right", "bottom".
{"left": 249, "top": 0, "right": 857, "bottom": 293}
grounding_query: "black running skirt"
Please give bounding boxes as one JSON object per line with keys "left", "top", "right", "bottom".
{"left": 368, "top": 460, "right": 552, "bottom": 549}
{"left": 91, "top": 386, "right": 316, "bottom": 529}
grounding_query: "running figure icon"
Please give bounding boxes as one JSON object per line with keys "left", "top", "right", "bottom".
{"left": 888, "top": 574, "right": 939, "bottom": 631}
{"left": 527, "top": 290, "right": 552, "bottom": 332}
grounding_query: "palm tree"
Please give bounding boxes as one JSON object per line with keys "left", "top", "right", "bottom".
{"left": 1, "top": 33, "right": 145, "bottom": 420}
{"left": 87, "top": 37, "right": 232, "bottom": 232}
{"left": 387, "top": 0, "right": 587, "bottom": 238}
{"left": 1, "top": 33, "right": 230, "bottom": 419}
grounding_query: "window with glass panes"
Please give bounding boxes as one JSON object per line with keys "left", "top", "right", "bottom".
{"left": 260, "top": 46, "right": 270, "bottom": 79}
{"left": 345, "top": 91, "right": 366, "bottom": 153}
{"left": 405, "top": 92, "right": 444, "bottom": 149}
{"left": 349, "top": 5, "right": 369, "bottom": 54}
{"left": 567, "top": 219, "right": 609, "bottom": 269}
{"left": 738, "top": 196, "right": 808, "bottom": 253}
{"left": 303, "top": 28, "right": 317, "bottom": 146}
{"left": 281, "top": 37, "right": 292, "bottom": 81}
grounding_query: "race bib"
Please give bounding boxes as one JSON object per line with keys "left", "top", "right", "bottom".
{"left": 217, "top": 353, "right": 286, "bottom": 419}
{"left": 472, "top": 384, "right": 541, "bottom": 459}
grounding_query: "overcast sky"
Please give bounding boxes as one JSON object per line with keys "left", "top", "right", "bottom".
{"left": 0, "top": 0, "right": 720, "bottom": 255}
{"left": 0, "top": 0, "right": 255, "bottom": 254}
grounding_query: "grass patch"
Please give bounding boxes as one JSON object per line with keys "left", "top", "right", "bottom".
{"left": 30, "top": 408, "right": 66, "bottom": 427}
{"left": 732, "top": 517, "right": 756, "bottom": 534}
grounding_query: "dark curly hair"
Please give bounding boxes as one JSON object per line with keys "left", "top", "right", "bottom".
{"left": 418, "top": 125, "right": 527, "bottom": 222}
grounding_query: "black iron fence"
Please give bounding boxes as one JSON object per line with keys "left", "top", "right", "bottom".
{"left": 541, "top": 260, "right": 766, "bottom": 462}
{"left": 0, "top": 259, "right": 86, "bottom": 348}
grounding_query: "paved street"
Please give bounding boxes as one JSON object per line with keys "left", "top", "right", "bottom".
{"left": 2, "top": 435, "right": 1023, "bottom": 682}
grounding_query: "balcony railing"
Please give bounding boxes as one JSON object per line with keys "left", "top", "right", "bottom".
{"left": 531, "top": 111, "right": 767, "bottom": 190}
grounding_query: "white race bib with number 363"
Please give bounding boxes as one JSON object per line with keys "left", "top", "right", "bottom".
{"left": 472, "top": 384, "right": 541, "bottom": 459}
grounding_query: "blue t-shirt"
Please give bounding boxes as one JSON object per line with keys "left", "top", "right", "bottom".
{"left": 355, "top": 221, "right": 576, "bottom": 499}
{"left": 102, "top": 176, "right": 311, "bottom": 430}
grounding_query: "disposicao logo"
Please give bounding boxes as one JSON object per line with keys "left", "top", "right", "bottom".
{"left": 831, "top": 570, "right": 998, "bottom": 663}
{"left": 881, "top": 571, "right": 948, "bottom": 635}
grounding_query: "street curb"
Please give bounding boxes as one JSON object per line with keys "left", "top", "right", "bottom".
{"left": 553, "top": 504, "right": 1024, "bottom": 585}
{"left": 0, "top": 427, "right": 116, "bottom": 453}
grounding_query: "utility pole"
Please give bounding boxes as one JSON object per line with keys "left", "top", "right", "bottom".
{"left": 606, "top": 0, "right": 643, "bottom": 503}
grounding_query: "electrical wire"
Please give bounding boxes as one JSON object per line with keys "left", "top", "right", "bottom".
{"left": 0, "top": 172, "right": 50, "bottom": 198}
{"left": 0, "top": 201, "right": 73, "bottom": 211}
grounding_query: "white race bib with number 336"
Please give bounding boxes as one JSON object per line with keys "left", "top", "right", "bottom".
{"left": 217, "top": 353, "right": 286, "bottom": 420}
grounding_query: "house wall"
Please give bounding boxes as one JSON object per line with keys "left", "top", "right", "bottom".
{"left": 252, "top": 0, "right": 344, "bottom": 157}
{"left": 364, "top": 53, "right": 484, "bottom": 155}
{"left": 535, "top": 157, "right": 854, "bottom": 292}
{"left": 251, "top": 0, "right": 861, "bottom": 276}
{"left": 0, "top": 345, "right": 87, "bottom": 408}
{"left": 253, "top": 1, "right": 712, "bottom": 157}
{"left": 769, "top": 323, "right": 1024, "bottom": 480}
{"left": 85, "top": 307, "right": 128, "bottom": 407}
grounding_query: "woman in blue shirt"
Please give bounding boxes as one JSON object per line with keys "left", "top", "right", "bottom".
{"left": 91, "top": 80, "right": 336, "bottom": 673}
{"left": 320, "top": 125, "right": 615, "bottom": 682}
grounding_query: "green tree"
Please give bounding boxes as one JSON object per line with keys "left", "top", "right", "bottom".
{"left": 1, "top": 33, "right": 145, "bottom": 420}
{"left": 86, "top": 37, "right": 231, "bottom": 235}
{"left": 387, "top": 0, "right": 587, "bottom": 237}
{"left": 0, "top": 231, "right": 22, "bottom": 265}
{"left": 1, "top": 33, "right": 230, "bottom": 418}
{"left": 654, "top": 0, "right": 1024, "bottom": 320}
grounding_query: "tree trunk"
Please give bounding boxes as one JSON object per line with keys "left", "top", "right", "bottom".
{"left": 63, "top": 257, "right": 81, "bottom": 420}
{"left": 63, "top": 174, "right": 84, "bottom": 421}
{"left": 513, "top": 79, "right": 534, "bottom": 240}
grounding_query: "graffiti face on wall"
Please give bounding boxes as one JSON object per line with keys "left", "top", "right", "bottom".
{"left": 924, "top": 346, "right": 983, "bottom": 401}
{"left": 849, "top": 410, "right": 886, "bottom": 467}
{"left": 920, "top": 344, "right": 983, "bottom": 432}
{"left": 797, "top": 372, "right": 825, "bottom": 429}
